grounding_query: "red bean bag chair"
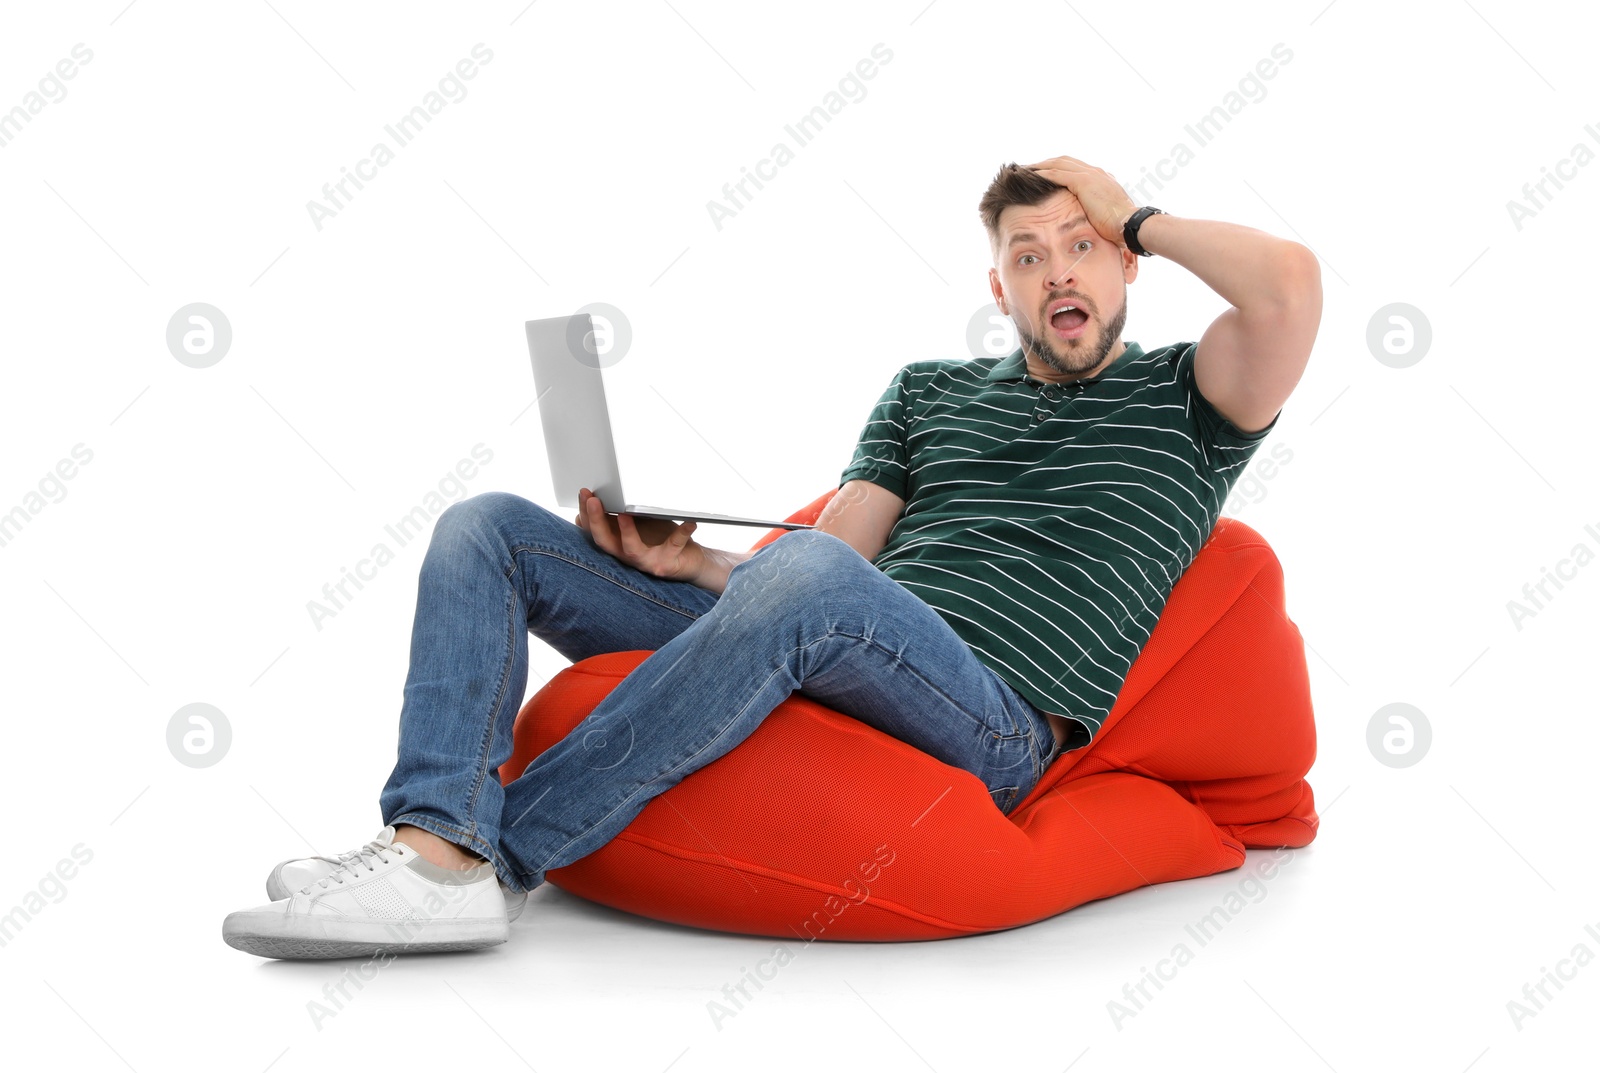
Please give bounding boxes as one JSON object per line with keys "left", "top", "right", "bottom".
{"left": 498, "top": 488, "right": 1319, "bottom": 940}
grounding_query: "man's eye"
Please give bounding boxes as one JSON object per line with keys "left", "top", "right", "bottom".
{"left": 1018, "top": 254, "right": 1039, "bottom": 266}
{"left": 1076, "top": 240, "right": 1092, "bottom": 252}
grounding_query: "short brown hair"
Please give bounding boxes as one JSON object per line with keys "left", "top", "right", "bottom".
{"left": 977, "top": 163, "right": 1062, "bottom": 261}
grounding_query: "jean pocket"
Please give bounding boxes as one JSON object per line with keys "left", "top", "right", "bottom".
{"left": 989, "top": 784, "right": 1020, "bottom": 814}
{"left": 1039, "top": 723, "right": 1065, "bottom": 773}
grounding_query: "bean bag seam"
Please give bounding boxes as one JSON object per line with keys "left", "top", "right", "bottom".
{"left": 593, "top": 829, "right": 995, "bottom": 936}
{"left": 1223, "top": 809, "right": 1320, "bottom": 842}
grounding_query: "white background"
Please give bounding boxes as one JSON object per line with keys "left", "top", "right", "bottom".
{"left": 2, "top": 0, "right": 1596, "bottom": 1069}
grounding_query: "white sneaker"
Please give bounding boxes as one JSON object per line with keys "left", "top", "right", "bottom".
{"left": 223, "top": 826, "right": 509, "bottom": 960}
{"left": 264, "top": 834, "right": 527, "bottom": 922}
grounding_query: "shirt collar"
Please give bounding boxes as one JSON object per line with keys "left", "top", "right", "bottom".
{"left": 985, "top": 341, "right": 1145, "bottom": 385}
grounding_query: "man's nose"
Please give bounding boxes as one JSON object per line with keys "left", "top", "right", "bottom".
{"left": 1046, "top": 248, "right": 1083, "bottom": 288}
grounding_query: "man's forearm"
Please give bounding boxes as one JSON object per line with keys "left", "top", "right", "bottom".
{"left": 1129, "top": 212, "right": 1316, "bottom": 310}
{"left": 690, "top": 547, "right": 754, "bottom": 596}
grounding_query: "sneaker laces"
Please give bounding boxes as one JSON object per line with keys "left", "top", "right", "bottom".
{"left": 300, "top": 835, "right": 402, "bottom": 893}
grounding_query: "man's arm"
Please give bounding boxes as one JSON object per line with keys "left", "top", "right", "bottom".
{"left": 1021, "top": 155, "right": 1321, "bottom": 436}
{"left": 1129, "top": 212, "right": 1321, "bottom": 434}
{"left": 688, "top": 478, "right": 905, "bottom": 596}
{"left": 688, "top": 546, "right": 753, "bottom": 597}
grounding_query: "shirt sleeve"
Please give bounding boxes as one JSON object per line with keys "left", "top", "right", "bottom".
{"left": 1172, "top": 341, "right": 1278, "bottom": 466}
{"left": 838, "top": 365, "right": 912, "bottom": 500}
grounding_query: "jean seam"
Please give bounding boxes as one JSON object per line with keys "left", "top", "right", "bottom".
{"left": 1035, "top": 711, "right": 1058, "bottom": 786}
{"left": 1029, "top": 726, "right": 1042, "bottom": 790}
{"left": 825, "top": 625, "right": 1021, "bottom": 740}
{"left": 509, "top": 543, "right": 712, "bottom": 620}
{"left": 460, "top": 579, "right": 522, "bottom": 854}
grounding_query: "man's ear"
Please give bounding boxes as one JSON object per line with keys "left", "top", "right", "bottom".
{"left": 1122, "top": 246, "right": 1139, "bottom": 285}
{"left": 989, "top": 266, "right": 1009, "bottom": 315}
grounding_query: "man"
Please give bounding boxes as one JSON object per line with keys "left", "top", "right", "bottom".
{"left": 222, "top": 154, "right": 1320, "bottom": 959}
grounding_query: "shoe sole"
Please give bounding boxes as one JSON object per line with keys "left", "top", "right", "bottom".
{"left": 225, "top": 933, "right": 506, "bottom": 960}
{"left": 223, "top": 912, "right": 508, "bottom": 961}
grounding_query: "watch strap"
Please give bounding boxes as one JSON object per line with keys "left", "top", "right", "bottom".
{"left": 1123, "top": 206, "right": 1166, "bottom": 257}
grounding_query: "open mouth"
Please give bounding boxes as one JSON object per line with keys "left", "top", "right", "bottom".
{"left": 1049, "top": 305, "right": 1089, "bottom": 339}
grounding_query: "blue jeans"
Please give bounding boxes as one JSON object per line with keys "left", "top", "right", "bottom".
{"left": 378, "top": 491, "right": 1067, "bottom": 895}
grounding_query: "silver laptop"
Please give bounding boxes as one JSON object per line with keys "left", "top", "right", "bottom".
{"left": 525, "top": 314, "right": 815, "bottom": 531}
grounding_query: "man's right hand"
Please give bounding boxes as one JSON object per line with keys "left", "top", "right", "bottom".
{"left": 574, "top": 487, "right": 709, "bottom": 584}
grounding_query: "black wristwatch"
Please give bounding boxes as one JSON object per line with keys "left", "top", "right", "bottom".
{"left": 1122, "top": 206, "right": 1166, "bottom": 257}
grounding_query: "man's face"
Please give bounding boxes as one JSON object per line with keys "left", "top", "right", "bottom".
{"left": 989, "top": 189, "right": 1137, "bottom": 381}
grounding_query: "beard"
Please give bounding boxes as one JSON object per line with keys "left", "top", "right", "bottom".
{"left": 1016, "top": 293, "right": 1128, "bottom": 379}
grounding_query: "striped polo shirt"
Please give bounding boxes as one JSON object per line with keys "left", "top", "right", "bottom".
{"left": 837, "top": 339, "right": 1278, "bottom": 747}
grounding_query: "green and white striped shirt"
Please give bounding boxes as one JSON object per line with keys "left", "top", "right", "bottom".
{"left": 838, "top": 340, "right": 1278, "bottom": 746}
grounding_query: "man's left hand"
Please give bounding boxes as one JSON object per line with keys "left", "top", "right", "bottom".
{"left": 1022, "top": 155, "right": 1140, "bottom": 249}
